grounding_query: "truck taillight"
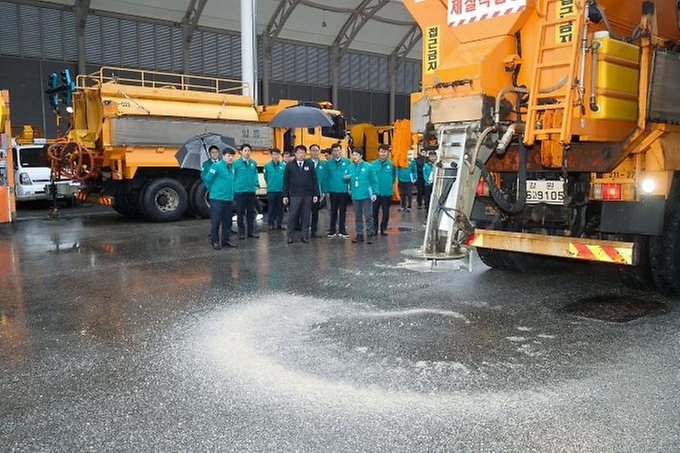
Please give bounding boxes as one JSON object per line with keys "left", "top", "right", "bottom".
{"left": 603, "top": 183, "right": 621, "bottom": 200}
{"left": 476, "top": 178, "right": 489, "bottom": 197}
{"left": 591, "top": 183, "right": 636, "bottom": 201}
{"left": 19, "top": 172, "right": 32, "bottom": 185}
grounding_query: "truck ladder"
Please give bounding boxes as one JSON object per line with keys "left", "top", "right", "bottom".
{"left": 404, "top": 122, "right": 493, "bottom": 268}
{"left": 525, "top": 0, "right": 585, "bottom": 145}
{"left": 402, "top": 124, "right": 476, "bottom": 271}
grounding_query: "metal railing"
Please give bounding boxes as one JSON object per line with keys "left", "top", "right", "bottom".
{"left": 76, "top": 66, "right": 249, "bottom": 96}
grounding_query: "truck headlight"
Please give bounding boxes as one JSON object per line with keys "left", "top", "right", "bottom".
{"left": 19, "top": 172, "right": 32, "bottom": 185}
{"left": 641, "top": 178, "right": 656, "bottom": 194}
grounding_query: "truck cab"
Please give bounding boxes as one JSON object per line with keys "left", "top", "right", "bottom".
{"left": 6, "top": 137, "right": 79, "bottom": 203}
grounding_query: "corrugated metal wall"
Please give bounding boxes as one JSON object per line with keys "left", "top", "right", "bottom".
{"left": 0, "top": 1, "right": 420, "bottom": 132}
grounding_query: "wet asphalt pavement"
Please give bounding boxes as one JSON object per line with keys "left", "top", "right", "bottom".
{"left": 1, "top": 203, "right": 680, "bottom": 452}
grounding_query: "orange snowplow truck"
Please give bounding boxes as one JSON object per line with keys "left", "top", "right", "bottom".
{"left": 55, "top": 66, "right": 347, "bottom": 221}
{"left": 403, "top": 0, "right": 680, "bottom": 293}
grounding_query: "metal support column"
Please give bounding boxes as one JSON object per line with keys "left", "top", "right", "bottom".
{"left": 388, "top": 55, "right": 397, "bottom": 123}
{"left": 74, "top": 0, "right": 91, "bottom": 76}
{"left": 241, "top": 0, "right": 257, "bottom": 102}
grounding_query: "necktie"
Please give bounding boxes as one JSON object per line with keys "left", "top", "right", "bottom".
{"left": 299, "top": 162, "right": 303, "bottom": 169}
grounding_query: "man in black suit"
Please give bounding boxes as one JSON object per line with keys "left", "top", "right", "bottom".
{"left": 283, "top": 144, "right": 318, "bottom": 244}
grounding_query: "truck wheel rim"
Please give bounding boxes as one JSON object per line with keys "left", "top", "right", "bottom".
{"left": 156, "top": 188, "right": 179, "bottom": 212}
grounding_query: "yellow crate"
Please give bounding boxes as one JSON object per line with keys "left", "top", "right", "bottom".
{"left": 593, "top": 96, "right": 638, "bottom": 121}
{"left": 592, "top": 36, "right": 639, "bottom": 122}
{"left": 597, "top": 36, "right": 639, "bottom": 62}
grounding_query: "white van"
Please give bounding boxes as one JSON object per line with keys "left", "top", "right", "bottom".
{"left": 5, "top": 141, "right": 80, "bottom": 202}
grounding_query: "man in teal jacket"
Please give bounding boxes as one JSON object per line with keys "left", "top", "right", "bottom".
{"left": 201, "top": 145, "right": 221, "bottom": 182}
{"left": 325, "top": 143, "right": 352, "bottom": 238}
{"left": 233, "top": 143, "right": 260, "bottom": 239}
{"left": 371, "top": 143, "right": 397, "bottom": 236}
{"left": 203, "top": 148, "right": 237, "bottom": 250}
{"left": 345, "top": 147, "right": 378, "bottom": 244}
{"left": 423, "top": 150, "right": 437, "bottom": 211}
{"left": 263, "top": 148, "right": 285, "bottom": 230}
{"left": 396, "top": 151, "right": 417, "bottom": 212}
{"left": 309, "top": 144, "right": 327, "bottom": 238}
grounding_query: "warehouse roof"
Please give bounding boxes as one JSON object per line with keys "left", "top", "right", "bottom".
{"left": 32, "top": 0, "right": 422, "bottom": 60}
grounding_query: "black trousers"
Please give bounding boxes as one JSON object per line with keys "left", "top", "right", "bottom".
{"left": 209, "top": 199, "right": 232, "bottom": 244}
{"left": 416, "top": 178, "right": 426, "bottom": 207}
{"left": 328, "top": 192, "right": 349, "bottom": 235}
{"left": 310, "top": 197, "right": 321, "bottom": 234}
{"left": 287, "top": 196, "right": 312, "bottom": 241}
{"left": 398, "top": 181, "right": 412, "bottom": 209}
{"left": 372, "top": 195, "right": 391, "bottom": 233}
{"left": 425, "top": 185, "right": 433, "bottom": 210}
{"left": 235, "top": 192, "right": 257, "bottom": 237}
{"left": 267, "top": 191, "right": 284, "bottom": 227}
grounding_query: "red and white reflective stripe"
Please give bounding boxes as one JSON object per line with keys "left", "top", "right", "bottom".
{"left": 568, "top": 242, "right": 632, "bottom": 265}
{"left": 448, "top": 0, "right": 526, "bottom": 26}
{"left": 465, "top": 232, "right": 481, "bottom": 246}
{"left": 465, "top": 231, "right": 634, "bottom": 265}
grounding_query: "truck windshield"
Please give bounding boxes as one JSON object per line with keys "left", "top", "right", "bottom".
{"left": 321, "top": 114, "right": 347, "bottom": 140}
{"left": 13, "top": 146, "right": 50, "bottom": 168}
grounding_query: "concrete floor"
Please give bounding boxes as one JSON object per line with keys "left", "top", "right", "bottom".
{"left": 1, "top": 204, "right": 680, "bottom": 451}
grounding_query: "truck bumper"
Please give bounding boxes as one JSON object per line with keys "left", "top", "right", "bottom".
{"left": 75, "top": 191, "right": 113, "bottom": 206}
{"left": 466, "top": 229, "right": 636, "bottom": 266}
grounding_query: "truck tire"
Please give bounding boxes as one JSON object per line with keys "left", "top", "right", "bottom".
{"left": 650, "top": 205, "right": 680, "bottom": 294}
{"left": 476, "top": 248, "right": 518, "bottom": 271}
{"left": 139, "top": 177, "right": 188, "bottom": 222}
{"left": 112, "top": 189, "right": 141, "bottom": 218}
{"left": 510, "top": 252, "right": 555, "bottom": 273}
{"left": 618, "top": 235, "right": 655, "bottom": 291}
{"left": 188, "top": 179, "right": 210, "bottom": 219}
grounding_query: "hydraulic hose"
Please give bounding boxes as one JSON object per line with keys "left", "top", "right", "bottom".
{"left": 495, "top": 87, "right": 529, "bottom": 125}
{"left": 468, "top": 126, "right": 496, "bottom": 174}
{"left": 476, "top": 137, "right": 527, "bottom": 214}
{"left": 590, "top": 41, "right": 601, "bottom": 112}
{"left": 47, "top": 139, "right": 96, "bottom": 180}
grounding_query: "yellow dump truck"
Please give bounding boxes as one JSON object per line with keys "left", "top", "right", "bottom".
{"left": 403, "top": 0, "right": 680, "bottom": 293}
{"left": 54, "top": 66, "right": 347, "bottom": 221}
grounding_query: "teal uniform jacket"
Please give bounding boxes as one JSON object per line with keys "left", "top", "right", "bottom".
{"left": 201, "top": 158, "right": 220, "bottom": 185}
{"left": 423, "top": 161, "right": 434, "bottom": 187}
{"left": 397, "top": 159, "right": 417, "bottom": 183}
{"left": 371, "top": 158, "right": 397, "bottom": 197}
{"left": 325, "top": 156, "right": 352, "bottom": 193}
{"left": 263, "top": 160, "right": 285, "bottom": 192}
{"left": 203, "top": 160, "right": 235, "bottom": 201}
{"left": 312, "top": 159, "right": 327, "bottom": 194}
{"left": 347, "top": 160, "right": 379, "bottom": 201}
{"left": 233, "top": 157, "right": 259, "bottom": 193}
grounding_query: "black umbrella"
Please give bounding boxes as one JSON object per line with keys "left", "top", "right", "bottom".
{"left": 175, "top": 132, "right": 237, "bottom": 171}
{"left": 269, "top": 105, "right": 334, "bottom": 128}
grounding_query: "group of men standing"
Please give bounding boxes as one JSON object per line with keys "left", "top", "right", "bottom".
{"left": 201, "top": 143, "right": 260, "bottom": 250}
{"left": 201, "top": 140, "right": 436, "bottom": 250}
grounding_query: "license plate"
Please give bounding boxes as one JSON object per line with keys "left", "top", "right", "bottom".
{"left": 526, "top": 180, "right": 564, "bottom": 205}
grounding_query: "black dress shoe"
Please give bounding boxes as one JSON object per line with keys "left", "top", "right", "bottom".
{"left": 366, "top": 235, "right": 373, "bottom": 244}
{"left": 380, "top": 231, "right": 388, "bottom": 236}
{"left": 238, "top": 235, "right": 245, "bottom": 240}
{"left": 222, "top": 241, "right": 237, "bottom": 248}
{"left": 212, "top": 243, "right": 221, "bottom": 250}
{"left": 351, "top": 235, "right": 363, "bottom": 243}
{"left": 301, "top": 238, "right": 309, "bottom": 243}
{"left": 287, "top": 238, "right": 293, "bottom": 244}
{"left": 311, "top": 233, "right": 321, "bottom": 238}
{"left": 248, "top": 233, "right": 259, "bottom": 238}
